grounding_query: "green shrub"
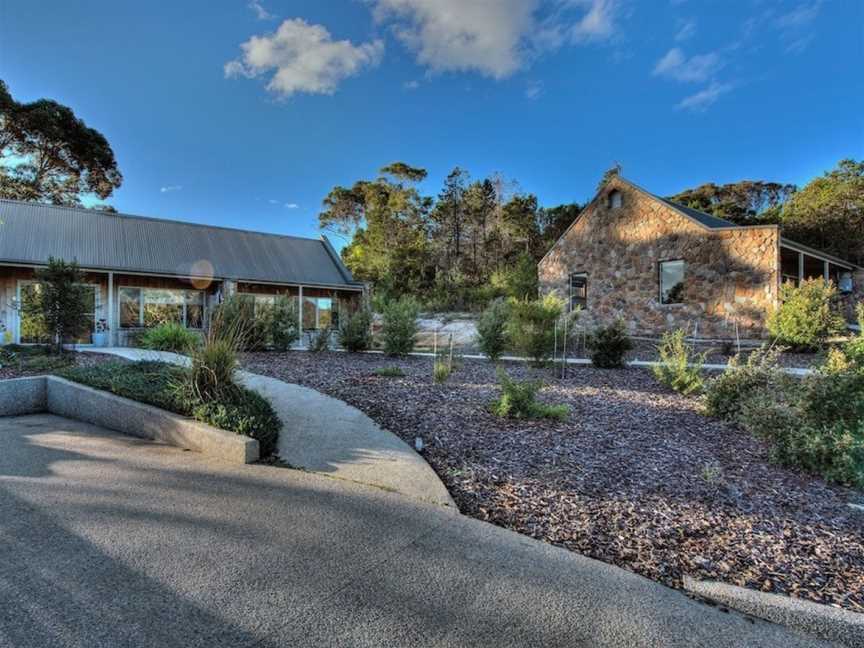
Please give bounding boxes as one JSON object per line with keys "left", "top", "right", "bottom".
{"left": 215, "top": 295, "right": 271, "bottom": 351}
{"left": 767, "top": 279, "right": 845, "bottom": 351}
{"left": 188, "top": 384, "right": 281, "bottom": 456}
{"left": 476, "top": 298, "right": 510, "bottom": 361}
{"left": 740, "top": 388, "right": 864, "bottom": 489}
{"left": 381, "top": 297, "right": 419, "bottom": 356}
{"left": 375, "top": 366, "right": 404, "bottom": 378}
{"left": 271, "top": 296, "right": 300, "bottom": 351}
{"left": 714, "top": 346, "right": 864, "bottom": 487}
{"left": 138, "top": 322, "right": 200, "bottom": 353}
{"left": 338, "top": 308, "right": 372, "bottom": 352}
{"left": 309, "top": 327, "right": 332, "bottom": 353}
{"left": 703, "top": 346, "right": 788, "bottom": 421}
{"left": 587, "top": 319, "right": 632, "bottom": 368}
{"left": 489, "top": 368, "right": 569, "bottom": 421}
{"left": 60, "top": 360, "right": 281, "bottom": 456}
{"left": 652, "top": 329, "right": 705, "bottom": 395}
{"left": 506, "top": 294, "right": 564, "bottom": 365}
{"left": 845, "top": 304, "right": 864, "bottom": 363}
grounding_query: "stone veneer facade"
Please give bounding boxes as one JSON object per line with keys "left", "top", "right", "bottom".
{"left": 538, "top": 178, "right": 781, "bottom": 339}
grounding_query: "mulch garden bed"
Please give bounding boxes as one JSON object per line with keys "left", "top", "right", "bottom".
{"left": 242, "top": 350, "right": 864, "bottom": 613}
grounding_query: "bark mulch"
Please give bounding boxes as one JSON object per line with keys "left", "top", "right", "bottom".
{"left": 243, "top": 351, "right": 864, "bottom": 613}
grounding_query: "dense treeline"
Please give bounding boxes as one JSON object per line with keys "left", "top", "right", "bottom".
{"left": 667, "top": 159, "right": 864, "bottom": 266}
{"left": 318, "top": 163, "right": 579, "bottom": 310}
{"left": 321, "top": 158, "right": 863, "bottom": 311}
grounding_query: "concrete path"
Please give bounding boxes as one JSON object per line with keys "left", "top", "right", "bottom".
{"left": 83, "top": 348, "right": 454, "bottom": 507}
{"left": 0, "top": 414, "right": 836, "bottom": 648}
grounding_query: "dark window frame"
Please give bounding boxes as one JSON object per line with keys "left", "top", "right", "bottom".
{"left": 569, "top": 272, "right": 588, "bottom": 312}
{"left": 658, "top": 258, "right": 685, "bottom": 305}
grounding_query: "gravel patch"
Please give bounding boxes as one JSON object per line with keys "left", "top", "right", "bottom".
{"left": 243, "top": 350, "right": 864, "bottom": 613}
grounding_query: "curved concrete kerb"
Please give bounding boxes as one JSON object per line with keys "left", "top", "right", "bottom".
{"left": 85, "top": 348, "right": 455, "bottom": 508}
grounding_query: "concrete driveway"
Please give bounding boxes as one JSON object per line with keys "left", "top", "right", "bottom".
{"left": 0, "top": 414, "right": 835, "bottom": 648}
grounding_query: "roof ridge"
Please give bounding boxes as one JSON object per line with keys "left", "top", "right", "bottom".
{"left": 0, "top": 198, "right": 322, "bottom": 244}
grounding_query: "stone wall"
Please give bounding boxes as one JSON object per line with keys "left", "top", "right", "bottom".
{"left": 538, "top": 178, "right": 780, "bottom": 339}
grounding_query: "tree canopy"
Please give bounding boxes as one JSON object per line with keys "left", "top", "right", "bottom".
{"left": 0, "top": 79, "right": 122, "bottom": 206}
{"left": 667, "top": 180, "right": 796, "bottom": 225}
{"left": 319, "top": 162, "right": 581, "bottom": 310}
{"left": 781, "top": 159, "right": 864, "bottom": 265}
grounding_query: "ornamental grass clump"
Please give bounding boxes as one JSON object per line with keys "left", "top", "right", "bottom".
{"left": 652, "top": 329, "right": 706, "bottom": 395}
{"left": 587, "top": 318, "right": 632, "bottom": 368}
{"left": 489, "top": 368, "right": 569, "bottom": 421}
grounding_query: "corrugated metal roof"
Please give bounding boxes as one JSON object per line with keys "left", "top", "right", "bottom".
{"left": 0, "top": 199, "right": 360, "bottom": 288}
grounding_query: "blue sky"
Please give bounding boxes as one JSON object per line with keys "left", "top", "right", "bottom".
{"left": 1, "top": 0, "right": 862, "bottom": 248}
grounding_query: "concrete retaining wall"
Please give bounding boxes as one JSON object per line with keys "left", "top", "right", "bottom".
{"left": 0, "top": 376, "right": 258, "bottom": 464}
{"left": 0, "top": 376, "right": 47, "bottom": 416}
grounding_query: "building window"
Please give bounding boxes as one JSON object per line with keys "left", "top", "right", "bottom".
{"left": 659, "top": 260, "right": 685, "bottom": 305}
{"left": 119, "top": 287, "right": 205, "bottom": 329}
{"left": 608, "top": 190, "right": 622, "bottom": 209}
{"left": 303, "top": 296, "right": 335, "bottom": 329}
{"left": 569, "top": 274, "right": 587, "bottom": 311}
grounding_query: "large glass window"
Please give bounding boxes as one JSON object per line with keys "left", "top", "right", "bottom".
{"left": 659, "top": 260, "right": 685, "bottom": 305}
{"left": 302, "top": 296, "right": 336, "bottom": 329}
{"left": 119, "top": 287, "right": 204, "bottom": 329}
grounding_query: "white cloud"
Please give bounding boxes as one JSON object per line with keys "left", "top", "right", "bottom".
{"left": 674, "top": 18, "right": 696, "bottom": 42}
{"left": 160, "top": 185, "right": 182, "bottom": 193}
{"left": 225, "top": 19, "right": 384, "bottom": 97}
{"left": 268, "top": 199, "right": 280, "bottom": 204}
{"left": 248, "top": 1, "right": 275, "bottom": 21}
{"left": 371, "top": 0, "right": 623, "bottom": 79}
{"left": 775, "top": 2, "right": 821, "bottom": 30}
{"left": 676, "top": 81, "right": 733, "bottom": 111}
{"left": 652, "top": 47, "right": 722, "bottom": 83}
{"left": 373, "top": 0, "right": 537, "bottom": 78}
{"left": 403, "top": 79, "right": 421, "bottom": 90}
{"left": 525, "top": 79, "right": 544, "bottom": 99}
{"left": 284, "top": 203, "right": 299, "bottom": 209}
{"left": 567, "top": 0, "right": 621, "bottom": 43}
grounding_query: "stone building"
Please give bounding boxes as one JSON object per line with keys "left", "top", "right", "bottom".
{"left": 538, "top": 176, "right": 863, "bottom": 339}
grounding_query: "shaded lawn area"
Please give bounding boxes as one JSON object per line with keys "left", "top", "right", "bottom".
{"left": 242, "top": 350, "right": 864, "bottom": 612}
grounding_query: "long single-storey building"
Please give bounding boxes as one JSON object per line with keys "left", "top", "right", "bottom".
{"left": 0, "top": 199, "right": 365, "bottom": 347}
{"left": 539, "top": 176, "right": 863, "bottom": 339}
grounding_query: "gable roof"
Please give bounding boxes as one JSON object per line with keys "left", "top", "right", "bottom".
{"left": 540, "top": 175, "right": 861, "bottom": 269}
{"left": 0, "top": 199, "right": 361, "bottom": 288}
